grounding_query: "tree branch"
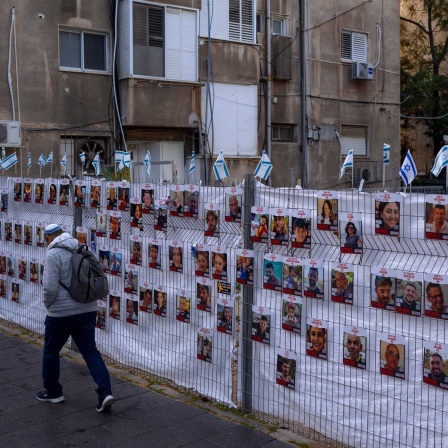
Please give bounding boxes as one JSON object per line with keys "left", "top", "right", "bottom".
{"left": 400, "top": 16, "right": 429, "bottom": 35}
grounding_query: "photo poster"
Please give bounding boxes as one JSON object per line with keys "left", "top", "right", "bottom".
{"left": 148, "top": 238, "right": 162, "bottom": 270}
{"left": 124, "top": 293, "right": 139, "bottom": 325}
{"left": 23, "top": 220, "right": 32, "bottom": 246}
{"left": 96, "top": 209, "right": 108, "bottom": 237}
{"left": 96, "top": 299, "right": 107, "bottom": 330}
{"left": 13, "top": 177, "right": 22, "bottom": 202}
{"left": 7, "top": 254, "right": 15, "bottom": 277}
{"left": 168, "top": 240, "right": 184, "bottom": 273}
{"left": 170, "top": 185, "right": 184, "bottom": 217}
{"left": 269, "top": 207, "right": 289, "bottom": 246}
{"left": 141, "top": 183, "right": 154, "bottom": 214}
{"left": 379, "top": 333, "right": 406, "bottom": 379}
{"left": 74, "top": 180, "right": 87, "bottom": 207}
{"left": 196, "top": 277, "right": 212, "bottom": 312}
{"left": 124, "top": 263, "right": 138, "bottom": 295}
{"left": 217, "top": 296, "right": 234, "bottom": 335}
{"left": 282, "top": 257, "right": 302, "bottom": 296}
{"left": 98, "top": 245, "right": 110, "bottom": 273}
{"left": 212, "top": 246, "right": 228, "bottom": 281}
{"left": 130, "top": 235, "right": 143, "bottom": 266}
{"left": 343, "top": 326, "right": 368, "bottom": 370}
{"left": 184, "top": 185, "right": 199, "bottom": 218}
{"left": 250, "top": 206, "right": 269, "bottom": 243}
{"left": 139, "top": 280, "right": 153, "bottom": 313}
{"left": 39, "top": 261, "right": 44, "bottom": 285}
{"left": 0, "top": 253, "right": 7, "bottom": 274}
{"left": 154, "top": 200, "right": 168, "bottom": 231}
{"left": 130, "top": 197, "right": 143, "bottom": 230}
{"left": 303, "top": 260, "right": 324, "bottom": 299}
{"left": 34, "top": 179, "right": 44, "bottom": 204}
{"left": 225, "top": 187, "right": 242, "bottom": 223}
{"left": 281, "top": 295, "right": 302, "bottom": 334}
{"left": 395, "top": 270, "right": 422, "bottom": 316}
{"left": 425, "top": 195, "right": 448, "bottom": 240}
{"left": 374, "top": 192, "right": 401, "bottom": 237}
{"left": 109, "top": 290, "right": 121, "bottom": 319}
{"left": 11, "top": 278, "right": 20, "bottom": 303}
{"left": 423, "top": 340, "right": 448, "bottom": 390}
{"left": 4, "top": 220, "right": 12, "bottom": 241}
{"left": 316, "top": 191, "right": 338, "bottom": 231}
{"left": 59, "top": 179, "right": 70, "bottom": 206}
{"left": 197, "top": 327, "right": 213, "bottom": 363}
{"left": 0, "top": 273, "right": 6, "bottom": 298}
{"left": 251, "top": 305, "right": 271, "bottom": 345}
{"left": 47, "top": 178, "right": 57, "bottom": 205}
{"left": 263, "top": 253, "right": 283, "bottom": 292}
{"left": 339, "top": 212, "right": 363, "bottom": 254}
{"left": 204, "top": 203, "right": 220, "bottom": 237}
{"left": 424, "top": 273, "right": 448, "bottom": 320}
{"left": 109, "top": 211, "right": 122, "bottom": 240}
{"left": 330, "top": 262, "right": 355, "bottom": 305}
{"left": 306, "top": 318, "right": 328, "bottom": 360}
{"left": 118, "top": 181, "right": 130, "bottom": 211}
{"left": 1, "top": 186, "right": 8, "bottom": 211}
{"left": 90, "top": 179, "right": 101, "bottom": 209}
{"left": 109, "top": 247, "right": 122, "bottom": 275}
{"left": 76, "top": 226, "right": 88, "bottom": 245}
{"left": 23, "top": 178, "right": 32, "bottom": 203}
{"left": 235, "top": 248, "right": 254, "bottom": 286}
{"left": 18, "top": 257, "right": 27, "bottom": 281}
{"left": 106, "top": 181, "right": 118, "bottom": 210}
{"left": 371, "top": 266, "right": 396, "bottom": 311}
{"left": 176, "top": 288, "right": 191, "bottom": 323}
{"left": 35, "top": 221, "right": 46, "bottom": 247}
{"left": 276, "top": 348, "right": 297, "bottom": 390}
{"left": 153, "top": 284, "right": 167, "bottom": 317}
{"left": 290, "top": 209, "right": 311, "bottom": 249}
{"left": 194, "top": 243, "right": 210, "bottom": 278}
{"left": 14, "top": 219, "right": 22, "bottom": 244}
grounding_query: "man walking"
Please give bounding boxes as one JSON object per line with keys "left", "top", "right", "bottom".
{"left": 36, "top": 224, "right": 114, "bottom": 412}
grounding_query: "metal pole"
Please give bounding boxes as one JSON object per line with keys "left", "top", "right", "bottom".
{"left": 299, "top": 0, "right": 307, "bottom": 188}
{"left": 266, "top": 0, "right": 272, "bottom": 187}
{"left": 241, "top": 173, "right": 254, "bottom": 413}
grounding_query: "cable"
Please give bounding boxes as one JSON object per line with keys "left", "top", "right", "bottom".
{"left": 387, "top": 110, "right": 448, "bottom": 120}
{"left": 372, "top": 24, "right": 382, "bottom": 69}
{"left": 8, "top": 7, "right": 16, "bottom": 120}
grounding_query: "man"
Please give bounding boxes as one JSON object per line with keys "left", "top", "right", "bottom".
{"left": 188, "top": 192, "right": 198, "bottom": 215}
{"left": 345, "top": 334, "right": 364, "bottom": 363}
{"left": 111, "top": 254, "right": 121, "bottom": 273}
{"left": 255, "top": 315, "right": 269, "bottom": 340}
{"left": 426, "top": 282, "right": 445, "bottom": 314}
{"left": 272, "top": 215, "right": 288, "bottom": 240}
{"left": 132, "top": 242, "right": 142, "bottom": 264}
{"left": 198, "top": 285, "right": 211, "bottom": 308}
{"left": 430, "top": 204, "right": 448, "bottom": 234}
{"left": 177, "top": 296, "right": 190, "bottom": 322}
{"left": 384, "top": 343, "right": 401, "bottom": 373}
{"left": 334, "top": 271, "right": 353, "bottom": 299}
{"left": 428, "top": 353, "right": 447, "bottom": 383}
{"left": 107, "top": 188, "right": 117, "bottom": 209}
{"left": 37, "top": 224, "right": 114, "bottom": 412}
{"left": 229, "top": 195, "right": 241, "bottom": 218}
{"left": 265, "top": 262, "right": 281, "bottom": 286}
{"left": 306, "top": 268, "right": 321, "bottom": 293}
{"left": 374, "top": 276, "right": 392, "bottom": 305}
{"left": 206, "top": 210, "right": 218, "bottom": 233}
{"left": 284, "top": 266, "right": 296, "bottom": 290}
{"left": 277, "top": 359, "right": 293, "bottom": 384}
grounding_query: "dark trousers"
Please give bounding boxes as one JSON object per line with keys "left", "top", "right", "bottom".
{"left": 43, "top": 311, "right": 112, "bottom": 399}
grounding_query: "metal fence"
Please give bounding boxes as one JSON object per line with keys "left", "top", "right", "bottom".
{"left": 1, "top": 174, "right": 448, "bottom": 448}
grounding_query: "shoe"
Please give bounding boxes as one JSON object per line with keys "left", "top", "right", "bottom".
{"left": 96, "top": 394, "right": 115, "bottom": 413}
{"left": 36, "top": 390, "right": 65, "bottom": 403}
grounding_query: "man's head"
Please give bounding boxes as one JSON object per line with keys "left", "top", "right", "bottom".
{"left": 229, "top": 195, "right": 239, "bottom": 216}
{"left": 308, "top": 268, "right": 318, "bottom": 288}
{"left": 199, "top": 285, "right": 209, "bottom": 304}
{"left": 433, "top": 204, "right": 446, "bottom": 224}
{"left": 335, "top": 271, "right": 348, "bottom": 292}
{"left": 384, "top": 344, "right": 400, "bottom": 371}
{"left": 126, "top": 299, "right": 134, "bottom": 317}
{"left": 281, "top": 360, "right": 291, "bottom": 378}
{"left": 265, "top": 262, "right": 275, "bottom": 280}
{"left": 189, "top": 193, "right": 198, "bottom": 213}
{"left": 346, "top": 334, "right": 362, "bottom": 361}
{"left": 133, "top": 242, "right": 141, "bottom": 259}
{"left": 430, "top": 353, "right": 445, "bottom": 378}
{"left": 375, "top": 276, "right": 392, "bottom": 304}
{"left": 427, "top": 283, "right": 444, "bottom": 313}
{"left": 259, "top": 315, "right": 268, "bottom": 333}
{"left": 273, "top": 215, "right": 285, "bottom": 234}
{"left": 178, "top": 296, "right": 187, "bottom": 314}
{"left": 206, "top": 210, "right": 218, "bottom": 231}
{"left": 292, "top": 218, "right": 307, "bottom": 242}
{"left": 44, "top": 224, "right": 63, "bottom": 246}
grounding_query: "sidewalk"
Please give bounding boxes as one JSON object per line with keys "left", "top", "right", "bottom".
{"left": 0, "top": 326, "right": 324, "bottom": 448}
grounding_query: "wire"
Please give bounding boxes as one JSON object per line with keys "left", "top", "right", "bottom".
{"left": 387, "top": 110, "right": 448, "bottom": 120}
{"left": 8, "top": 7, "right": 16, "bottom": 121}
{"left": 372, "top": 24, "right": 382, "bottom": 69}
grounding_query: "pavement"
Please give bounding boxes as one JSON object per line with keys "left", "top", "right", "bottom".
{"left": 0, "top": 325, "right": 326, "bottom": 448}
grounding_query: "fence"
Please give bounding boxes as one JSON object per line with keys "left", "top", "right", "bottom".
{"left": 0, "top": 174, "right": 448, "bottom": 448}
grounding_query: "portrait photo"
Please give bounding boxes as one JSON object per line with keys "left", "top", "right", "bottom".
{"left": 251, "top": 309, "right": 271, "bottom": 345}
{"left": 195, "top": 247, "right": 210, "bottom": 277}
{"left": 379, "top": 337, "right": 405, "bottom": 379}
{"left": 124, "top": 266, "right": 138, "bottom": 295}
{"left": 154, "top": 204, "right": 167, "bottom": 231}
{"left": 290, "top": 216, "right": 311, "bottom": 249}
{"left": 184, "top": 190, "right": 199, "bottom": 218}
{"left": 263, "top": 255, "right": 283, "bottom": 292}
{"left": 270, "top": 210, "right": 289, "bottom": 245}
{"left": 130, "top": 201, "right": 143, "bottom": 230}
{"left": 306, "top": 319, "right": 327, "bottom": 360}
{"left": 276, "top": 352, "right": 296, "bottom": 390}
{"left": 11, "top": 280, "right": 20, "bottom": 302}
{"left": 170, "top": 188, "right": 184, "bottom": 216}
{"left": 169, "top": 244, "right": 183, "bottom": 273}
{"left": 212, "top": 250, "right": 227, "bottom": 280}
{"left": 47, "top": 182, "right": 57, "bottom": 205}
{"left": 125, "top": 298, "right": 139, "bottom": 325}
{"left": 109, "top": 215, "right": 121, "bottom": 240}
{"left": 281, "top": 299, "right": 301, "bottom": 334}
{"left": 375, "top": 194, "right": 401, "bottom": 237}
{"left": 343, "top": 327, "right": 367, "bottom": 369}
{"left": 250, "top": 207, "right": 269, "bottom": 243}
{"left": 90, "top": 183, "right": 101, "bottom": 208}
{"left": 424, "top": 277, "right": 448, "bottom": 320}
{"left": 236, "top": 250, "right": 254, "bottom": 286}
{"left": 96, "top": 211, "right": 108, "bottom": 237}
{"left": 109, "top": 293, "right": 120, "bottom": 319}
{"left": 74, "top": 182, "right": 86, "bottom": 207}
{"left": 425, "top": 197, "right": 448, "bottom": 240}
{"left": 23, "top": 181, "right": 32, "bottom": 203}
{"left": 176, "top": 293, "right": 191, "bottom": 323}
{"left": 118, "top": 186, "right": 130, "bottom": 211}
{"left": 106, "top": 185, "right": 118, "bottom": 210}
{"left": 282, "top": 260, "right": 302, "bottom": 296}
{"left": 225, "top": 192, "right": 242, "bottom": 222}
{"left": 153, "top": 289, "right": 167, "bottom": 317}
{"left": 371, "top": 270, "right": 396, "bottom": 311}
{"left": 317, "top": 195, "right": 338, "bottom": 230}
{"left": 197, "top": 331, "right": 213, "bottom": 363}
{"left": 340, "top": 219, "right": 363, "bottom": 254}
{"left": 130, "top": 240, "right": 142, "bottom": 266}
{"left": 139, "top": 285, "right": 152, "bottom": 313}
{"left": 99, "top": 247, "right": 110, "bottom": 273}
{"left": 109, "top": 250, "right": 122, "bottom": 275}
{"left": 205, "top": 207, "right": 220, "bottom": 237}
{"left": 395, "top": 275, "right": 422, "bottom": 316}
{"left": 217, "top": 300, "right": 233, "bottom": 334}
{"left": 423, "top": 341, "right": 448, "bottom": 389}
{"left": 303, "top": 263, "right": 324, "bottom": 299}
{"left": 148, "top": 242, "right": 162, "bottom": 270}
{"left": 197, "top": 281, "right": 212, "bottom": 312}
{"left": 34, "top": 181, "right": 44, "bottom": 204}
{"left": 141, "top": 188, "right": 154, "bottom": 213}
{"left": 331, "top": 266, "right": 354, "bottom": 305}
{"left": 59, "top": 182, "right": 69, "bottom": 206}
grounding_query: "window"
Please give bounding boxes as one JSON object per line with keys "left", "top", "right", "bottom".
{"left": 132, "top": 3, "right": 197, "bottom": 81}
{"left": 340, "top": 30, "right": 367, "bottom": 62}
{"left": 229, "top": 0, "right": 254, "bottom": 43}
{"left": 256, "top": 13, "right": 263, "bottom": 33}
{"left": 272, "top": 125, "right": 294, "bottom": 142}
{"left": 272, "top": 18, "right": 286, "bottom": 36}
{"left": 340, "top": 125, "right": 368, "bottom": 156}
{"left": 59, "top": 30, "right": 108, "bottom": 72}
